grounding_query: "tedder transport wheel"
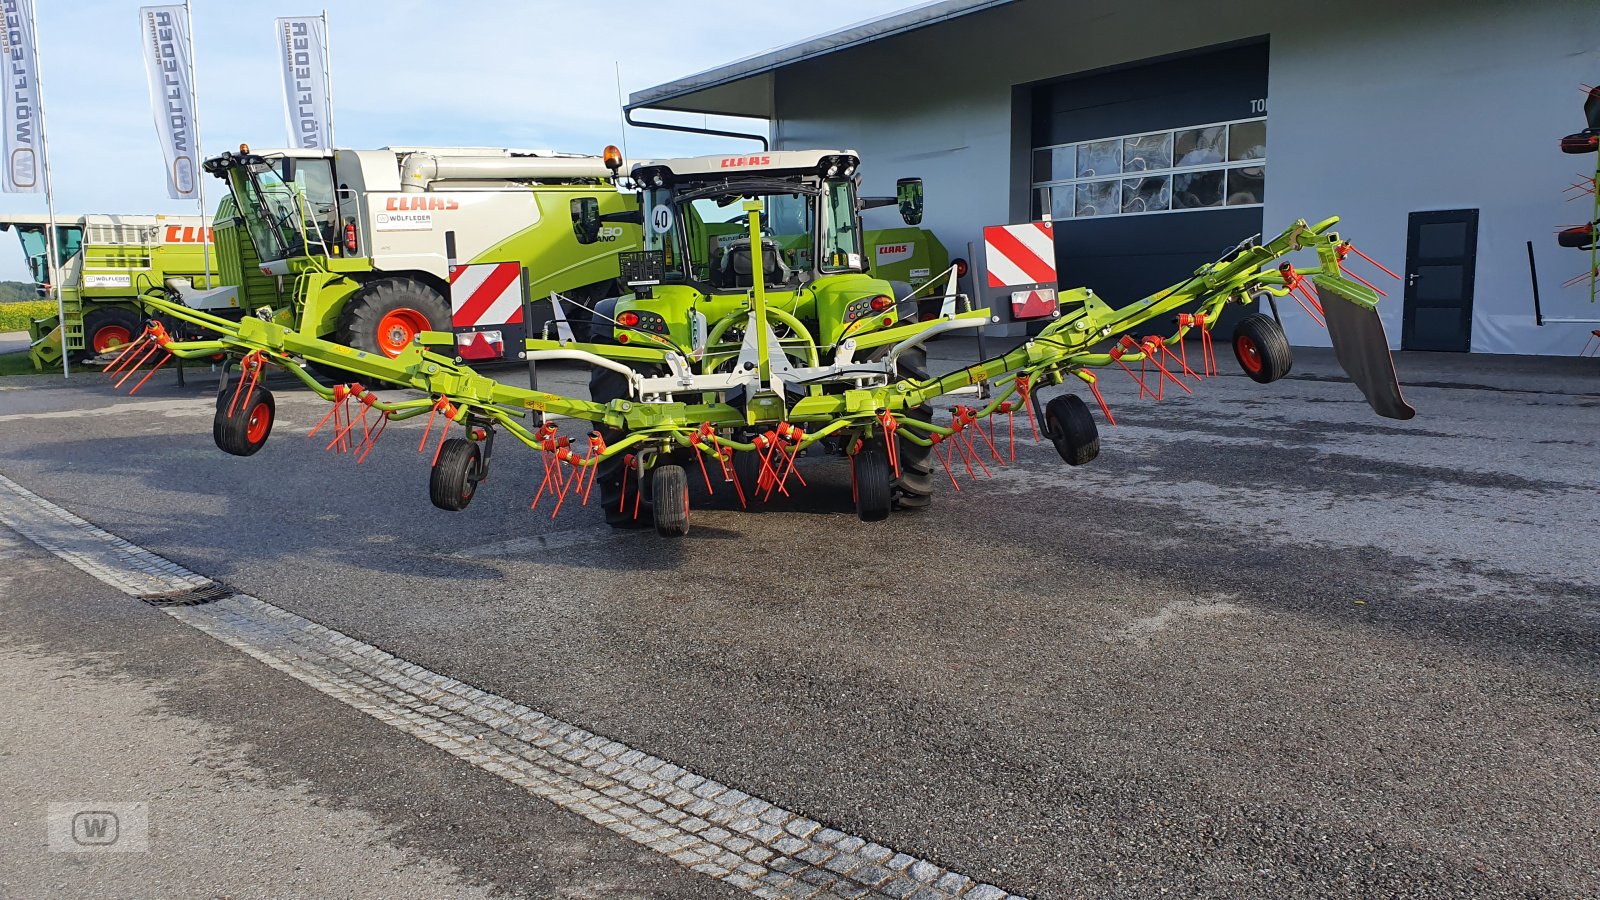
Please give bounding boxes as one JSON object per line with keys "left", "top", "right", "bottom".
{"left": 877, "top": 345, "right": 935, "bottom": 510}
{"left": 1232, "top": 314, "right": 1293, "bottom": 384}
{"left": 430, "top": 437, "right": 482, "bottom": 512}
{"left": 853, "top": 446, "right": 892, "bottom": 522}
{"left": 651, "top": 464, "right": 690, "bottom": 537}
{"left": 1045, "top": 394, "right": 1099, "bottom": 466}
{"left": 213, "top": 387, "right": 275, "bottom": 457}
{"left": 337, "top": 277, "right": 451, "bottom": 359}
{"left": 80, "top": 307, "right": 144, "bottom": 362}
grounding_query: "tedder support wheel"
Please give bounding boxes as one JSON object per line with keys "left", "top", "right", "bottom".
{"left": 430, "top": 437, "right": 482, "bottom": 512}
{"left": 1045, "top": 394, "right": 1099, "bottom": 466}
{"left": 853, "top": 446, "right": 892, "bottom": 522}
{"left": 651, "top": 464, "right": 690, "bottom": 537}
{"left": 213, "top": 387, "right": 276, "bottom": 457}
{"left": 337, "top": 277, "right": 451, "bottom": 359}
{"left": 1232, "top": 314, "right": 1293, "bottom": 384}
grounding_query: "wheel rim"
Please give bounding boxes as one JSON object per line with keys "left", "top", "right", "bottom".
{"left": 245, "top": 401, "right": 272, "bottom": 443}
{"left": 375, "top": 308, "right": 430, "bottom": 357}
{"left": 92, "top": 324, "right": 133, "bottom": 354}
{"left": 1237, "top": 335, "right": 1263, "bottom": 373}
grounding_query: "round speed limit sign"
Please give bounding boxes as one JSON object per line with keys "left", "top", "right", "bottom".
{"left": 650, "top": 204, "right": 674, "bottom": 235}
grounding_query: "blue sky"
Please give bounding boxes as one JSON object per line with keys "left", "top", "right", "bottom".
{"left": 0, "top": 0, "right": 919, "bottom": 281}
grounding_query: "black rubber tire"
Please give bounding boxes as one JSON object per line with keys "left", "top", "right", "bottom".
{"left": 651, "top": 464, "right": 690, "bottom": 537}
{"left": 875, "top": 345, "right": 935, "bottom": 510}
{"left": 853, "top": 446, "right": 892, "bottom": 522}
{"left": 213, "top": 387, "right": 275, "bottom": 457}
{"left": 429, "top": 437, "right": 481, "bottom": 512}
{"left": 731, "top": 445, "right": 766, "bottom": 509}
{"left": 1045, "top": 394, "right": 1099, "bottom": 466}
{"left": 79, "top": 307, "right": 144, "bottom": 362}
{"left": 336, "top": 276, "right": 450, "bottom": 358}
{"left": 1232, "top": 313, "right": 1293, "bottom": 384}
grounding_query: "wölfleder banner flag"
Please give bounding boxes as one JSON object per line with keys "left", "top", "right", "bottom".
{"left": 0, "top": 0, "right": 45, "bottom": 193}
{"left": 139, "top": 5, "right": 199, "bottom": 200}
{"left": 275, "top": 16, "right": 330, "bottom": 149}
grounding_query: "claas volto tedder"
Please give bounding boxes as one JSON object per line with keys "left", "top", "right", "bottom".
{"left": 108, "top": 146, "right": 1413, "bottom": 536}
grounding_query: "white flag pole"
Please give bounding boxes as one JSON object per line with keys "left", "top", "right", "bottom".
{"left": 183, "top": 0, "right": 211, "bottom": 288}
{"left": 321, "top": 9, "right": 335, "bottom": 147}
{"left": 26, "top": 0, "right": 66, "bottom": 377}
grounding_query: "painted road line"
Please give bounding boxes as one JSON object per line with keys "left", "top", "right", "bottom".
{"left": 0, "top": 473, "right": 1023, "bottom": 900}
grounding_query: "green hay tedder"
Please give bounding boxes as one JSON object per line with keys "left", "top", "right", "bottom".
{"left": 108, "top": 148, "right": 1413, "bottom": 537}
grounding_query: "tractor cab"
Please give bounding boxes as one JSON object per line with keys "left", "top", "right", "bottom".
{"left": 572, "top": 150, "right": 926, "bottom": 352}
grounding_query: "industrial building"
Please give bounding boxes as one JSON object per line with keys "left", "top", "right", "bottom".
{"left": 628, "top": 0, "right": 1600, "bottom": 354}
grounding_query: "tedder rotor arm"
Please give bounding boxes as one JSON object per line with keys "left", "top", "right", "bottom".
{"left": 107, "top": 214, "right": 1410, "bottom": 524}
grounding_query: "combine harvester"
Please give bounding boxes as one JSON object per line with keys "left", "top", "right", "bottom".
{"left": 0, "top": 212, "right": 224, "bottom": 368}
{"left": 108, "top": 147, "right": 1412, "bottom": 536}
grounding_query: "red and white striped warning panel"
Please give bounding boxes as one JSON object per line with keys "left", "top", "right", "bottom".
{"left": 983, "top": 221, "right": 1056, "bottom": 289}
{"left": 450, "top": 262, "right": 524, "bottom": 328}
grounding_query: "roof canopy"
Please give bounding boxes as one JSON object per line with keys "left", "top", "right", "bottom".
{"left": 627, "top": 0, "right": 1014, "bottom": 119}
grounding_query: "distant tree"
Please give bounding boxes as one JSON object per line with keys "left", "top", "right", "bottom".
{"left": 0, "top": 281, "right": 40, "bottom": 303}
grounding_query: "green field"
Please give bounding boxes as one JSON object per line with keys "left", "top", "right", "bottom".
{"left": 0, "top": 299, "right": 52, "bottom": 332}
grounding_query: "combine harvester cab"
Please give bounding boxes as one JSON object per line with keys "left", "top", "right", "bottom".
{"left": 111, "top": 147, "right": 1414, "bottom": 538}
{"left": 193, "top": 145, "right": 642, "bottom": 358}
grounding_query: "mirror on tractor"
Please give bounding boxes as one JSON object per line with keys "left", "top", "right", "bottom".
{"left": 571, "top": 197, "right": 602, "bottom": 245}
{"left": 896, "top": 178, "right": 924, "bottom": 226}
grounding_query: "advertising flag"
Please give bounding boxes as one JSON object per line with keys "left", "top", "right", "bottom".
{"left": 0, "top": 0, "right": 45, "bottom": 192}
{"left": 275, "top": 16, "right": 332, "bottom": 149}
{"left": 139, "top": 5, "right": 200, "bottom": 200}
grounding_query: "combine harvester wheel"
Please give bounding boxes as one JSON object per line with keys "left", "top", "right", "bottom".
{"left": 430, "top": 438, "right": 482, "bottom": 511}
{"left": 213, "top": 388, "right": 275, "bottom": 457}
{"left": 1232, "top": 314, "right": 1293, "bottom": 384}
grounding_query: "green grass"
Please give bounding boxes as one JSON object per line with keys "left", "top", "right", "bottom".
{"left": 0, "top": 299, "right": 53, "bottom": 332}
{"left": 0, "top": 351, "right": 42, "bottom": 376}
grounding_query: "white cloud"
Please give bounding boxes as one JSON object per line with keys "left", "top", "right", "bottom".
{"left": 0, "top": 0, "right": 920, "bottom": 281}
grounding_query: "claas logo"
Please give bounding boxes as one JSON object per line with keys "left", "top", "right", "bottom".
{"left": 385, "top": 196, "right": 461, "bottom": 211}
{"left": 162, "top": 226, "right": 213, "bottom": 243}
{"left": 719, "top": 155, "right": 771, "bottom": 169}
{"left": 877, "top": 244, "right": 909, "bottom": 255}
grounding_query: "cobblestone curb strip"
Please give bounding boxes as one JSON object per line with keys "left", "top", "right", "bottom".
{"left": 0, "top": 474, "right": 1023, "bottom": 900}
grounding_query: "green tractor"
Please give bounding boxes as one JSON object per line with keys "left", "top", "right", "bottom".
{"left": 571, "top": 150, "right": 952, "bottom": 524}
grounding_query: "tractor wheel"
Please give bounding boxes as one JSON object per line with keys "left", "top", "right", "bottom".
{"left": 1045, "top": 394, "right": 1099, "bottom": 466}
{"left": 213, "top": 387, "right": 275, "bottom": 457}
{"left": 81, "top": 307, "right": 144, "bottom": 361}
{"left": 337, "top": 277, "right": 450, "bottom": 359}
{"left": 853, "top": 446, "right": 892, "bottom": 522}
{"left": 429, "top": 437, "right": 482, "bottom": 512}
{"left": 588, "top": 296, "right": 654, "bottom": 528}
{"left": 651, "top": 464, "right": 690, "bottom": 537}
{"left": 875, "top": 345, "right": 935, "bottom": 510}
{"left": 1232, "top": 314, "right": 1293, "bottom": 384}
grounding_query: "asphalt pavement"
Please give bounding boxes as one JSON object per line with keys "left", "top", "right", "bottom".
{"left": 0, "top": 341, "right": 1597, "bottom": 897}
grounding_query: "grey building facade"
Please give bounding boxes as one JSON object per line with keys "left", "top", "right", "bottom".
{"left": 630, "top": 0, "right": 1600, "bottom": 354}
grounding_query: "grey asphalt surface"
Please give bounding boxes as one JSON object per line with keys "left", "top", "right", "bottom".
{"left": 1, "top": 340, "right": 1597, "bottom": 897}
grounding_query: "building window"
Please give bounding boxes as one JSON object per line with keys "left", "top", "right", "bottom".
{"left": 1031, "top": 116, "right": 1266, "bottom": 220}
